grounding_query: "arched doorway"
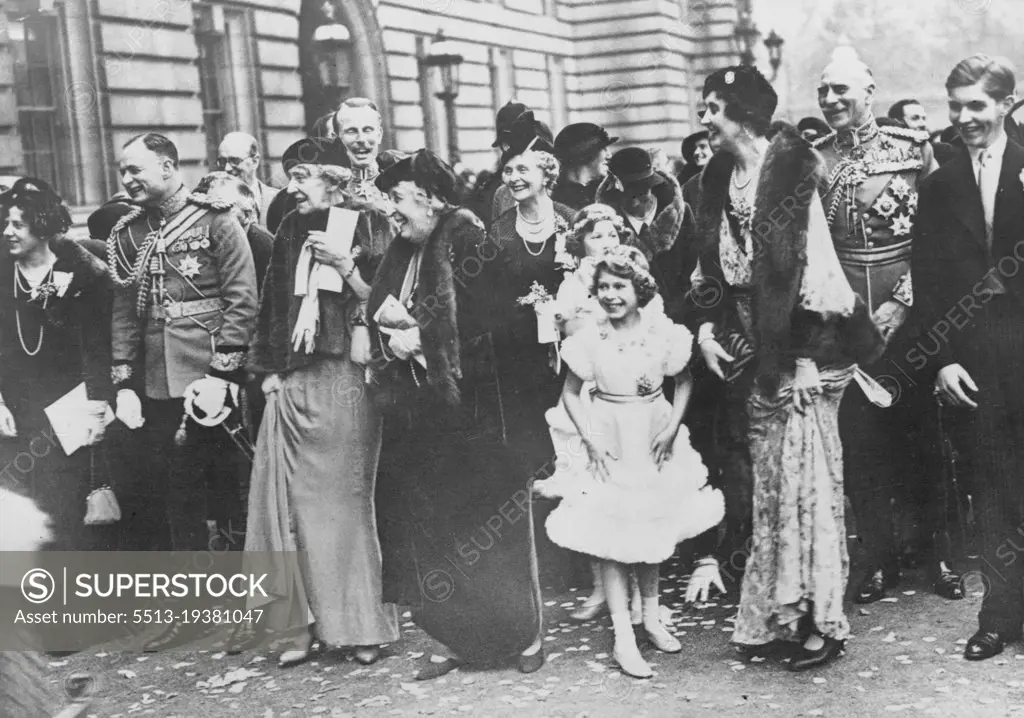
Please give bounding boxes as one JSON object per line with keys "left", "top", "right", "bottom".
{"left": 299, "top": 0, "right": 392, "bottom": 145}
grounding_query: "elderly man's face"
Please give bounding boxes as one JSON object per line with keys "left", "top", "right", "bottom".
{"left": 818, "top": 62, "right": 875, "bottom": 132}
{"left": 217, "top": 136, "right": 259, "bottom": 185}
{"left": 336, "top": 105, "right": 383, "bottom": 169}
{"left": 900, "top": 103, "right": 928, "bottom": 132}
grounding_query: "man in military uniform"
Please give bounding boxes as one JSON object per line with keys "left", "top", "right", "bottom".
{"left": 107, "top": 133, "right": 258, "bottom": 556}
{"left": 815, "top": 55, "right": 960, "bottom": 603}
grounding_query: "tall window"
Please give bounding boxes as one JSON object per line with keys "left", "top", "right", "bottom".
{"left": 194, "top": 4, "right": 257, "bottom": 168}
{"left": 9, "top": 9, "right": 73, "bottom": 198}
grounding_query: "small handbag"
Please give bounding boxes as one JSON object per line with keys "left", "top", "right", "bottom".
{"left": 715, "top": 329, "right": 755, "bottom": 384}
{"left": 83, "top": 447, "right": 120, "bottom": 526}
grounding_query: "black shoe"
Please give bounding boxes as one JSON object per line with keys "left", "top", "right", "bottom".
{"left": 788, "top": 637, "right": 845, "bottom": 672}
{"left": 517, "top": 647, "right": 545, "bottom": 674}
{"left": 854, "top": 568, "right": 898, "bottom": 604}
{"left": 415, "top": 658, "right": 463, "bottom": 681}
{"left": 964, "top": 631, "right": 1009, "bottom": 661}
{"left": 932, "top": 570, "right": 964, "bottom": 601}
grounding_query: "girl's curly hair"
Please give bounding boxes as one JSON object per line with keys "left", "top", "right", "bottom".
{"left": 0, "top": 178, "right": 72, "bottom": 241}
{"left": 565, "top": 203, "right": 626, "bottom": 258}
{"left": 591, "top": 245, "right": 659, "bottom": 308}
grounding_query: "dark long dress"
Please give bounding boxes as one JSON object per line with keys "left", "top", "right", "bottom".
{"left": 487, "top": 202, "right": 575, "bottom": 476}
{"left": 0, "top": 239, "right": 114, "bottom": 550}
{"left": 370, "top": 208, "right": 543, "bottom": 663}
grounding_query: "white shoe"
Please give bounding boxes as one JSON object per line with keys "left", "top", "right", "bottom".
{"left": 645, "top": 621, "right": 682, "bottom": 653}
{"left": 614, "top": 639, "right": 653, "bottom": 679}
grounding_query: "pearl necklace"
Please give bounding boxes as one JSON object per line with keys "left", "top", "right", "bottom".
{"left": 14, "top": 264, "right": 52, "bottom": 357}
{"left": 517, "top": 209, "right": 554, "bottom": 257}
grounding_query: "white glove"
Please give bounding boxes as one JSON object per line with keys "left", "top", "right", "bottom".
{"left": 115, "top": 389, "right": 145, "bottom": 429}
{"left": 191, "top": 376, "right": 238, "bottom": 421}
{"left": 261, "top": 373, "right": 282, "bottom": 396}
{"left": 84, "top": 401, "right": 111, "bottom": 446}
{"left": 387, "top": 327, "right": 422, "bottom": 361}
{"left": 0, "top": 404, "right": 16, "bottom": 438}
{"left": 685, "top": 557, "right": 725, "bottom": 604}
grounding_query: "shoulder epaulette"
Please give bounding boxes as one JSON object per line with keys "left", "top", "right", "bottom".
{"left": 812, "top": 131, "right": 837, "bottom": 150}
{"left": 879, "top": 125, "right": 930, "bottom": 145}
{"left": 187, "top": 192, "right": 233, "bottom": 212}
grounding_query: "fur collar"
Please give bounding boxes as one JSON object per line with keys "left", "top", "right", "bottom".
{"left": 0, "top": 238, "right": 110, "bottom": 297}
{"left": 595, "top": 170, "right": 684, "bottom": 258}
{"left": 368, "top": 208, "right": 480, "bottom": 408}
{"left": 749, "top": 124, "right": 825, "bottom": 383}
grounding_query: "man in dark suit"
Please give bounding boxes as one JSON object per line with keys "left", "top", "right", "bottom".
{"left": 911, "top": 54, "right": 1024, "bottom": 661}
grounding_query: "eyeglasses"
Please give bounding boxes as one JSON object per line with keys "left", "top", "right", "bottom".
{"left": 216, "top": 156, "right": 250, "bottom": 169}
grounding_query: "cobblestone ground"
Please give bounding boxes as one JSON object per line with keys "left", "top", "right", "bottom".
{"left": 41, "top": 558, "right": 1024, "bottom": 718}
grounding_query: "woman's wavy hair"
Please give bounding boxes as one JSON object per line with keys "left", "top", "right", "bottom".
{"left": 565, "top": 203, "right": 626, "bottom": 258}
{"left": 504, "top": 149, "right": 560, "bottom": 193}
{"left": 703, "top": 65, "right": 778, "bottom": 138}
{"left": 0, "top": 178, "right": 72, "bottom": 242}
{"left": 590, "top": 245, "right": 659, "bottom": 308}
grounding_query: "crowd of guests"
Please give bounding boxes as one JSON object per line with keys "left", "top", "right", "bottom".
{"left": 3, "top": 47, "right": 1024, "bottom": 683}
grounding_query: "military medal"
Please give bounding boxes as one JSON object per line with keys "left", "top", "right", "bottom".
{"left": 177, "top": 255, "right": 203, "bottom": 279}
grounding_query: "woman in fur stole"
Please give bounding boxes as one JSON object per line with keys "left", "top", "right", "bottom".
{"left": 0, "top": 179, "right": 115, "bottom": 551}
{"left": 690, "top": 66, "right": 883, "bottom": 670}
{"left": 245, "top": 137, "right": 399, "bottom": 668}
{"left": 370, "top": 150, "right": 545, "bottom": 681}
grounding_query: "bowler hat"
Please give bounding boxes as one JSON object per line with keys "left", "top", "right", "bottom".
{"left": 492, "top": 100, "right": 530, "bottom": 148}
{"left": 607, "top": 147, "right": 666, "bottom": 193}
{"left": 499, "top": 111, "right": 555, "bottom": 167}
{"left": 281, "top": 135, "right": 350, "bottom": 173}
{"left": 554, "top": 123, "right": 618, "bottom": 165}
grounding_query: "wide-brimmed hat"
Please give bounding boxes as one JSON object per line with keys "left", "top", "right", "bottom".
{"left": 499, "top": 111, "right": 555, "bottom": 167}
{"left": 492, "top": 100, "right": 530, "bottom": 148}
{"left": 680, "top": 130, "right": 710, "bottom": 163}
{"left": 607, "top": 147, "right": 667, "bottom": 194}
{"left": 281, "top": 136, "right": 350, "bottom": 173}
{"left": 375, "top": 149, "right": 459, "bottom": 205}
{"left": 554, "top": 123, "right": 618, "bottom": 165}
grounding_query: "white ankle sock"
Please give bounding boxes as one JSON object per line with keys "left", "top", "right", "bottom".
{"left": 642, "top": 597, "right": 662, "bottom": 627}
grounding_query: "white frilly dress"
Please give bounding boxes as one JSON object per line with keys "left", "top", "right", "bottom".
{"left": 535, "top": 311, "right": 725, "bottom": 565}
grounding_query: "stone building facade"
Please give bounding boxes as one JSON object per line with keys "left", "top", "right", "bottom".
{"left": 0, "top": 0, "right": 744, "bottom": 220}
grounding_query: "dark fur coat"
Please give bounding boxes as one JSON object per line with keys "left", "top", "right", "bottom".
{"left": 367, "top": 208, "right": 493, "bottom": 410}
{"left": 691, "top": 124, "right": 883, "bottom": 389}
{"left": 248, "top": 199, "right": 392, "bottom": 374}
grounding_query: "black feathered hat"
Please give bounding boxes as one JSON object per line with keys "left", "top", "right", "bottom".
{"left": 492, "top": 100, "right": 530, "bottom": 147}
{"left": 498, "top": 111, "right": 555, "bottom": 167}
{"left": 376, "top": 149, "right": 459, "bottom": 205}
{"left": 281, "top": 135, "right": 350, "bottom": 173}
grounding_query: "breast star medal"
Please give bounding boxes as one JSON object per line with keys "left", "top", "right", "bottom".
{"left": 176, "top": 255, "right": 203, "bottom": 279}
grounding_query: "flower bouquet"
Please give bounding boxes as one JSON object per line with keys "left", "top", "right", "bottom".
{"left": 517, "top": 281, "right": 560, "bottom": 344}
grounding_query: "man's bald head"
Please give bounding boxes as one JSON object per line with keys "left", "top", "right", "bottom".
{"left": 818, "top": 58, "right": 876, "bottom": 132}
{"left": 217, "top": 132, "right": 261, "bottom": 185}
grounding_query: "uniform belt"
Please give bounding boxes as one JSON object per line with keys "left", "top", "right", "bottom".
{"left": 835, "top": 240, "right": 912, "bottom": 267}
{"left": 150, "top": 297, "right": 223, "bottom": 320}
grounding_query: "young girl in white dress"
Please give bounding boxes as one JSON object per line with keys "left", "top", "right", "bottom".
{"left": 535, "top": 246, "right": 724, "bottom": 678}
{"left": 546, "top": 205, "right": 663, "bottom": 623}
